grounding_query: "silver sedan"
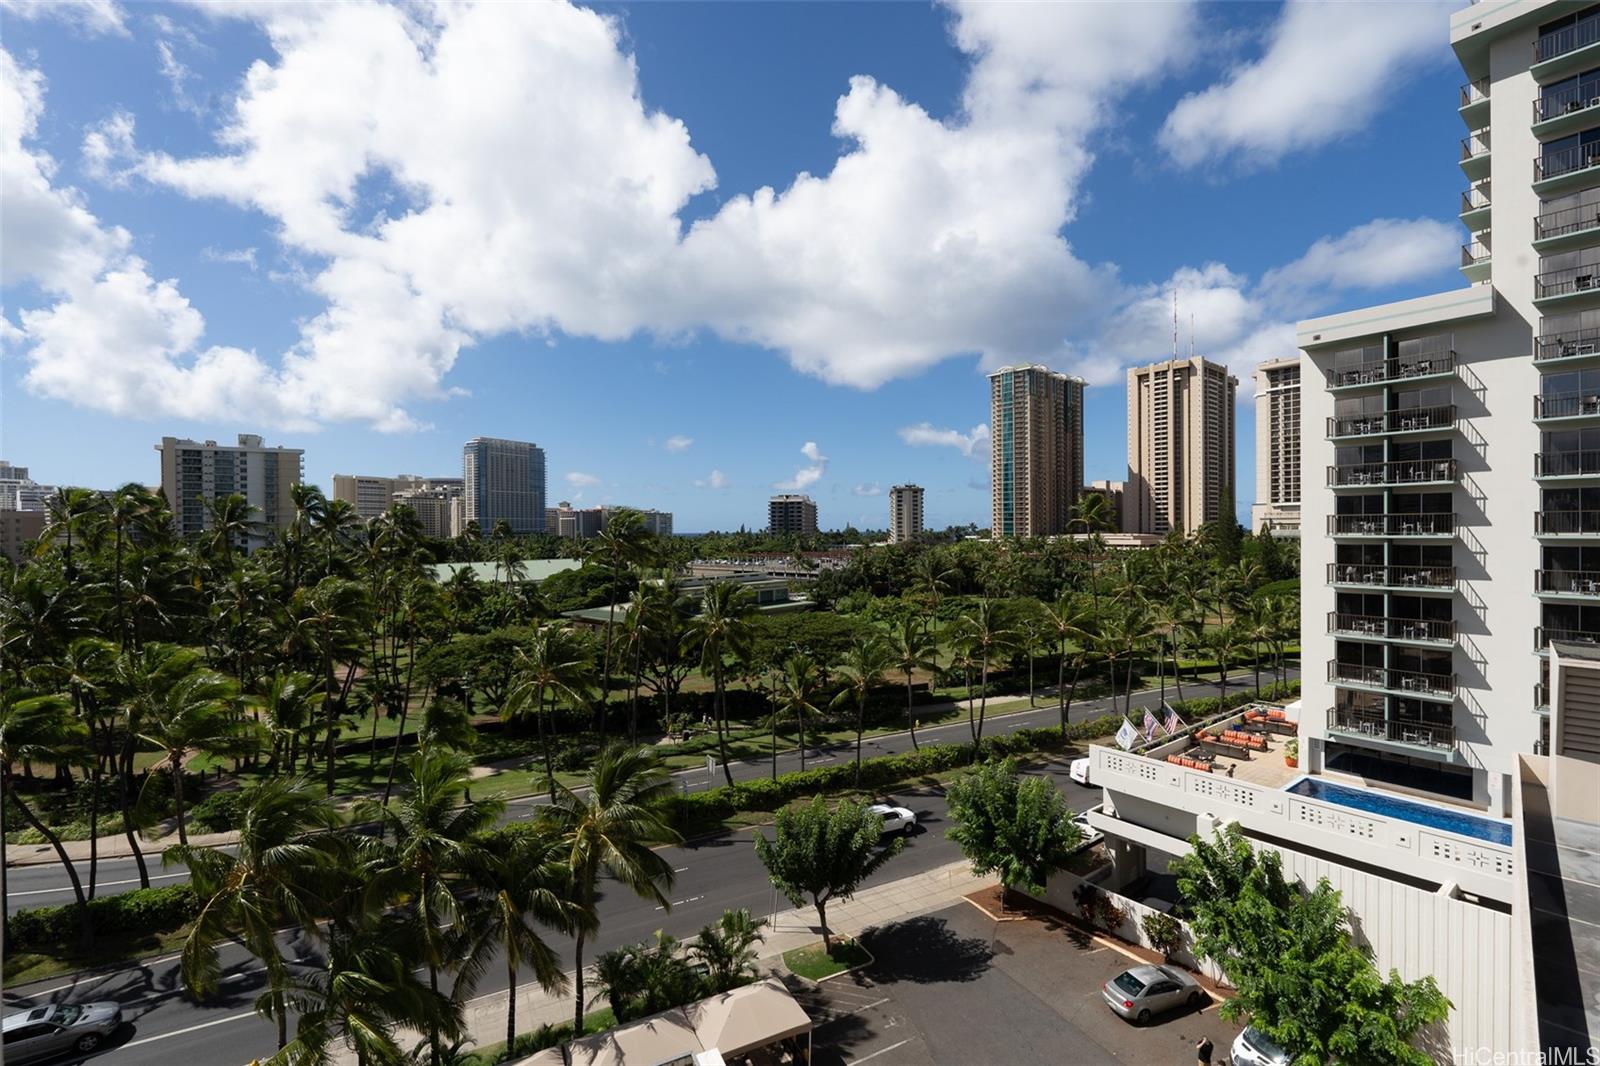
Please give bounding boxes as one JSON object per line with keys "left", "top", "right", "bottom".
{"left": 2, "top": 1002, "right": 123, "bottom": 1062}
{"left": 1100, "top": 964, "right": 1207, "bottom": 1025}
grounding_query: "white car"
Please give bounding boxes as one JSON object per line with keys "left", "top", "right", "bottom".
{"left": 1069, "top": 757, "right": 1092, "bottom": 786}
{"left": 1231, "top": 1026, "right": 1291, "bottom": 1066}
{"left": 1072, "top": 807, "right": 1104, "bottom": 847}
{"left": 867, "top": 803, "right": 916, "bottom": 836}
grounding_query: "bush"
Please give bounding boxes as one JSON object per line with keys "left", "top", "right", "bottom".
{"left": 1141, "top": 911, "right": 1183, "bottom": 960}
{"left": 9, "top": 885, "right": 199, "bottom": 951}
{"left": 189, "top": 789, "right": 246, "bottom": 833}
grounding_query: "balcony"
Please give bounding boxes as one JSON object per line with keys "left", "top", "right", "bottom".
{"left": 1460, "top": 129, "right": 1491, "bottom": 181}
{"left": 1461, "top": 186, "right": 1492, "bottom": 231}
{"left": 1327, "top": 563, "right": 1456, "bottom": 592}
{"left": 1327, "top": 513, "right": 1455, "bottom": 538}
{"left": 1461, "top": 239, "right": 1492, "bottom": 282}
{"left": 1535, "top": 509, "right": 1600, "bottom": 535}
{"left": 1535, "top": 263, "right": 1600, "bottom": 303}
{"left": 1327, "top": 612, "right": 1455, "bottom": 646}
{"left": 1326, "top": 404, "right": 1456, "bottom": 440}
{"left": 1534, "top": 199, "right": 1600, "bottom": 252}
{"left": 1326, "top": 705, "right": 1458, "bottom": 754}
{"left": 1327, "top": 660, "right": 1457, "bottom": 700}
{"left": 1536, "top": 569, "right": 1600, "bottom": 598}
{"left": 1535, "top": 144, "right": 1600, "bottom": 194}
{"left": 1536, "top": 680, "right": 1551, "bottom": 714}
{"left": 1325, "top": 350, "right": 1455, "bottom": 390}
{"left": 1536, "top": 626, "right": 1600, "bottom": 651}
{"left": 1535, "top": 390, "right": 1600, "bottom": 421}
{"left": 1535, "top": 324, "right": 1600, "bottom": 364}
{"left": 1535, "top": 449, "right": 1600, "bottom": 478}
{"left": 1460, "top": 78, "right": 1489, "bottom": 127}
{"left": 1534, "top": 10, "right": 1600, "bottom": 77}
{"left": 1327, "top": 458, "right": 1457, "bottom": 489}
{"left": 1534, "top": 83, "right": 1600, "bottom": 139}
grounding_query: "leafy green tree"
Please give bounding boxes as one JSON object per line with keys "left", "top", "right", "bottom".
{"left": 546, "top": 744, "right": 680, "bottom": 1033}
{"left": 772, "top": 653, "right": 822, "bottom": 772}
{"left": 166, "top": 778, "right": 340, "bottom": 1051}
{"left": 945, "top": 758, "right": 1080, "bottom": 906}
{"left": 1173, "top": 827, "right": 1449, "bottom": 1066}
{"left": 591, "top": 930, "right": 701, "bottom": 1023}
{"left": 692, "top": 908, "right": 767, "bottom": 994}
{"left": 754, "top": 797, "right": 902, "bottom": 954}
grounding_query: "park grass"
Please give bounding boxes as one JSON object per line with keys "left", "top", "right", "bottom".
{"left": 783, "top": 939, "right": 872, "bottom": 981}
{"left": 4, "top": 925, "right": 192, "bottom": 987}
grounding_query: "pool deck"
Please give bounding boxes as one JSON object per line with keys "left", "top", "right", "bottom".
{"left": 1204, "top": 730, "right": 1300, "bottom": 788}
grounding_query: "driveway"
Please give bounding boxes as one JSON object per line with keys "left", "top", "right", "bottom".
{"left": 795, "top": 902, "right": 1240, "bottom": 1065}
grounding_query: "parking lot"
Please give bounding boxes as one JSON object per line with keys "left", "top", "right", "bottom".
{"left": 796, "top": 902, "right": 1241, "bottom": 1066}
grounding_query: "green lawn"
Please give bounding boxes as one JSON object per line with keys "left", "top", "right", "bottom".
{"left": 4, "top": 926, "right": 193, "bottom": 987}
{"left": 783, "top": 939, "right": 872, "bottom": 981}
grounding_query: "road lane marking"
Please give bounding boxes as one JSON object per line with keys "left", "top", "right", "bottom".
{"left": 673, "top": 866, "right": 688, "bottom": 873}
{"left": 654, "top": 894, "right": 704, "bottom": 911}
{"left": 7, "top": 872, "right": 188, "bottom": 897}
{"left": 119, "top": 1010, "right": 260, "bottom": 1047}
{"left": 848, "top": 1038, "right": 910, "bottom": 1064}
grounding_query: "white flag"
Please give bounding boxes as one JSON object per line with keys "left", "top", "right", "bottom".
{"left": 1115, "top": 718, "right": 1139, "bottom": 750}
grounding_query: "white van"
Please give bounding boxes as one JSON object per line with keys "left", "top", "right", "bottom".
{"left": 1069, "top": 756, "right": 1092, "bottom": 787}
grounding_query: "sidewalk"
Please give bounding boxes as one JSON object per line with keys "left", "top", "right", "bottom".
{"left": 4, "top": 825, "right": 239, "bottom": 867}
{"left": 330, "top": 858, "right": 998, "bottom": 1065}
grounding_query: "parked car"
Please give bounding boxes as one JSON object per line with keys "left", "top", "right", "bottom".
{"left": 1230, "top": 1025, "right": 1291, "bottom": 1066}
{"left": 2, "top": 1002, "right": 123, "bottom": 1062}
{"left": 1071, "top": 807, "right": 1103, "bottom": 848}
{"left": 1100, "top": 964, "right": 1206, "bottom": 1025}
{"left": 867, "top": 803, "right": 916, "bottom": 836}
{"left": 1069, "top": 757, "right": 1092, "bottom": 786}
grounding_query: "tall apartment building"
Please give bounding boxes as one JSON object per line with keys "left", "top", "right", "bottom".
{"left": 988, "top": 365, "right": 1085, "bottom": 537}
{"left": 392, "top": 486, "right": 462, "bottom": 539}
{"left": 0, "top": 510, "right": 46, "bottom": 564}
{"left": 887, "top": 484, "right": 924, "bottom": 544}
{"left": 462, "top": 438, "right": 546, "bottom": 535}
{"left": 156, "top": 434, "right": 303, "bottom": 552}
{"left": 1250, "top": 357, "right": 1302, "bottom": 535}
{"left": 0, "top": 461, "right": 55, "bottom": 512}
{"left": 334, "top": 474, "right": 462, "bottom": 525}
{"left": 767, "top": 494, "right": 818, "bottom": 535}
{"left": 1123, "top": 357, "right": 1237, "bottom": 537}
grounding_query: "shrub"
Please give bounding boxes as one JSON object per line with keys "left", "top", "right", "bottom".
{"left": 1141, "top": 911, "right": 1183, "bottom": 960}
{"left": 9, "top": 885, "right": 199, "bottom": 951}
{"left": 189, "top": 789, "right": 246, "bottom": 833}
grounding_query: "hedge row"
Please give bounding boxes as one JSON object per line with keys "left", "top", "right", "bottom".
{"left": 9, "top": 885, "right": 198, "bottom": 952}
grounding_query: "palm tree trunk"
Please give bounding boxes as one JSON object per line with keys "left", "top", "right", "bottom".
{"left": 323, "top": 646, "right": 338, "bottom": 798}
{"left": 853, "top": 691, "right": 865, "bottom": 787}
{"left": 976, "top": 660, "right": 989, "bottom": 744}
{"left": 599, "top": 603, "right": 616, "bottom": 737}
{"left": 629, "top": 639, "right": 644, "bottom": 745}
{"left": 1171, "top": 628, "right": 1186, "bottom": 706}
{"left": 428, "top": 964, "right": 442, "bottom": 1066}
{"left": 905, "top": 672, "right": 918, "bottom": 750}
{"left": 8, "top": 776, "right": 91, "bottom": 943}
{"left": 964, "top": 666, "right": 977, "bottom": 751}
{"left": 771, "top": 704, "right": 778, "bottom": 781}
{"left": 1027, "top": 648, "right": 1035, "bottom": 707}
{"left": 538, "top": 687, "right": 557, "bottom": 802}
{"left": 86, "top": 717, "right": 101, "bottom": 899}
{"left": 1057, "top": 642, "right": 1068, "bottom": 738}
{"left": 797, "top": 702, "right": 806, "bottom": 772}
{"left": 172, "top": 758, "right": 188, "bottom": 846}
{"left": 276, "top": 990, "right": 287, "bottom": 1050}
{"left": 715, "top": 667, "right": 734, "bottom": 787}
{"left": 573, "top": 929, "right": 588, "bottom": 1035}
{"left": 119, "top": 739, "right": 150, "bottom": 888}
{"left": 507, "top": 958, "right": 518, "bottom": 1053}
{"left": 1253, "top": 640, "right": 1262, "bottom": 695}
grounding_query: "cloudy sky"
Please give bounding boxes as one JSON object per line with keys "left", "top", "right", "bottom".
{"left": 2, "top": 0, "right": 1467, "bottom": 530}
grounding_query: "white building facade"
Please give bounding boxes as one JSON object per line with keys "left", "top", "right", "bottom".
{"left": 1251, "top": 357, "right": 1301, "bottom": 535}
{"left": 156, "top": 434, "right": 303, "bottom": 552}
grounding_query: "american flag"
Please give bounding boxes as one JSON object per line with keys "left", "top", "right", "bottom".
{"left": 1142, "top": 708, "right": 1159, "bottom": 740}
{"left": 1163, "top": 705, "right": 1184, "bottom": 735}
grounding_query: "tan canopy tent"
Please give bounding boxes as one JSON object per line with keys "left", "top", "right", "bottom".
{"left": 515, "top": 978, "right": 812, "bottom": 1066}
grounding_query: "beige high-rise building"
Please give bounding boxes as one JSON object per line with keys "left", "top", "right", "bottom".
{"left": 332, "top": 474, "right": 417, "bottom": 521}
{"left": 988, "top": 365, "right": 1085, "bottom": 538}
{"left": 887, "top": 484, "right": 924, "bottom": 543}
{"left": 768, "top": 494, "right": 818, "bottom": 535}
{"left": 156, "top": 434, "right": 303, "bottom": 552}
{"left": 1251, "top": 357, "right": 1302, "bottom": 535}
{"left": 392, "top": 486, "right": 462, "bottom": 539}
{"left": 1124, "top": 356, "right": 1238, "bottom": 537}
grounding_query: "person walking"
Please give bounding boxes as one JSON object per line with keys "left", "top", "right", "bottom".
{"left": 1195, "top": 1035, "right": 1215, "bottom": 1065}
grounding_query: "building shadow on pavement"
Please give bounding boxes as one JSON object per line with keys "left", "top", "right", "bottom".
{"left": 858, "top": 915, "right": 994, "bottom": 984}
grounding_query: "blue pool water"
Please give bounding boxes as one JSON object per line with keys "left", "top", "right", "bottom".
{"left": 1285, "top": 777, "right": 1512, "bottom": 846}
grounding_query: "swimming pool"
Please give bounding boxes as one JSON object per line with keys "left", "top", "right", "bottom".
{"left": 1285, "top": 777, "right": 1513, "bottom": 846}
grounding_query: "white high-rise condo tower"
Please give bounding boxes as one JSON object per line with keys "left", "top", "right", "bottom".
{"left": 156, "top": 434, "right": 303, "bottom": 553}
{"left": 1251, "top": 357, "right": 1301, "bottom": 535}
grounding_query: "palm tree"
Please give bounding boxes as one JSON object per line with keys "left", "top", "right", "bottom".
{"left": 356, "top": 749, "right": 505, "bottom": 1065}
{"left": 134, "top": 657, "right": 248, "bottom": 845}
{"left": 203, "top": 492, "right": 260, "bottom": 575}
{"left": 505, "top": 622, "right": 594, "bottom": 801}
{"left": 830, "top": 636, "right": 893, "bottom": 785}
{"left": 1241, "top": 597, "right": 1273, "bottom": 695}
{"left": 43, "top": 486, "right": 102, "bottom": 583}
{"left": 0, "top": 688, "right": 90, "bottom": 949}
{"left": 885, "top": 615, "right": 937, "bottom": 749}
{"left": 583, "top": 509, "right": 653, "bottom": 736}
{"left": 456, "top": 827, "right": 582, "bottom": 1053}
{"left": 1044, "top": 592, "right": 1094, "bottom": 738}
{"left": 289, "top": 577, "right": 369, "bottom": 796}
{"left": 950, "top": 598, "right": 1013, "bottom": 746}
{"left": 166, "top": 778, "right": 340, "bottom": 1051}
{"left": 315, "top": 497, "right": 360, "bottom": 577}
{"left": 692, "top": 581, "right": 756, "bottom": 787}
{"left": 772, "top": 653, "right": 821, "bottom": 772}
{"left": 911, "top": 553, "right": 957, "bottom": 624}
{"left": 692, "top": 909, "right": 767, "bottom": 994}
{"left": 545, "top": 744, "right": 680, "bottom": 1035}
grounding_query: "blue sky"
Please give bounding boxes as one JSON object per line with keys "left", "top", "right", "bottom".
{"left": 2, "top": 0, "right": 1468, "bottom": 531}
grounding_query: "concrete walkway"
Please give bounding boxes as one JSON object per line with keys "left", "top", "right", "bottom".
{"left": 4, "top": 825, "right": 237, "bottom": 866}
{"left": 331, "top": 858, "right": 997, "bottom": 1065}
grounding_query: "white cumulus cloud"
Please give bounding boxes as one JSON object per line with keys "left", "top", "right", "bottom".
{"left": 1160, "top": 1, "right": 1451, "bottom": 169}
{"left": 663, "top": 435, "right": 694, "bottom": 452}
{"left": 1, "top": 0, "right": 128, "bottom": 37}
{"left": 852, "top": 483, "right": 882, "bottom": 497}
{"left": 898, "top": 422, "right": 990, "bottom": 459}
{"left": 694, "top": 469, "right": 729, "bottom": 490}
{"left": 775, "top": 441, "right": 828, "bottom": 491}
{"left": 565, "top": 471, "right": 601, "bottom": 488}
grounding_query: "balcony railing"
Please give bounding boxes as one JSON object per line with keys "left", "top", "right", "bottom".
{"left": 1536, "top": 569, "right": 1600, "bottom": 595}
{"left": 1535, "top": 509, "right": 1600, "bottom": 534}
{"left": 1537, "top": 143, "right": 1600, "bottom": 182}
{"left": 1327, "top": 706, "right": 1457, "bottom": 751}
{"left": 1535, "top": 199, "right": 1600, "bottom": 241}
{"left": 1327, "top": 563, "right": 1456, "bottom": 590}
{"left": 1328, "top": 612, "right": 1455, "bottom": 643}
{"left": 1535, "top": 263, "right": 1600, "bottom": 298}
{"left": 1536, "top": 449, "right": 1600, "bottom": 477}
{"left": 1324, "top": 351, "right": 1455, "bottom": 389}
{"left": 1327, "top": 405, "right": 1456, "bottom": 439}
{"left": 1536, "top": 83, "right": 1600, "bottom": 122}
{"left": 1535, "top": 390, "right": 1600, "bottom": 418}
{"left": 1461, "top": 130, "right": 1490, "bottom": 162}
{"left": 1461, "top": 79, "right": 1488, "bottom": 109}
{"left": 1462, "top": 240, "right": 1491, "bottom": 268}
{"left": 1536, "top": 324, "right": 1600, "bottom": 361}
{"left": 1462, "top": 187, "right": 1492, "bottom": 215}
{"left": 1536, "top": 680, "right": 1550, "bottom": 711}
{"left": 1537, "top": 626, "right": 1600, "bottom": 649}
{"left": 1327, "top": 458, "right": 1457, "bottom": 487}
{"left": 1536, "top": 10, "right": 1600, "bottom": 63}
{"left": 1328, "top": 513, "right": 1455, "bottom": 537}
{"left": 1328, "top": 660, "right": 1457, "bottom": 698}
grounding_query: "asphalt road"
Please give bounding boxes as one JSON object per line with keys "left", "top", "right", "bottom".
{"left": 6, "top": 666, "right": 1297, "bottom": 913}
